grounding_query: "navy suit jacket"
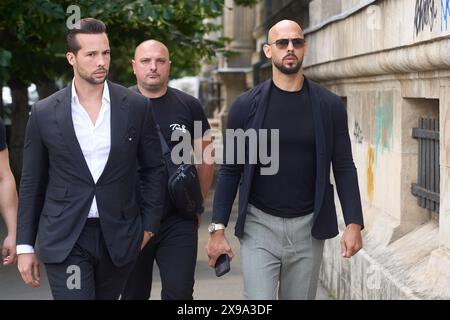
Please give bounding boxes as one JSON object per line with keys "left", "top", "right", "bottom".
{"left": 17, "top": 81, "right": 167, "bottom": 267}
{"left": 212, "top": 77, "right": 364, "bottom": 239}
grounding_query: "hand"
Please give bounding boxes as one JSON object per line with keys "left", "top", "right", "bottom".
{"left": 18, "top": 253, "right": 40, "bottom": 288}
{"left": 206, "top": 230, "right": 234, "bottom": 268}
{"left": 340, "top": 223, "right": 363, "bottom": 258}
{"left": 2, "top": 234, "right": 17, "bottom": 265}
{"left": 141, "top": 231, "right": 154, "bottom": 250}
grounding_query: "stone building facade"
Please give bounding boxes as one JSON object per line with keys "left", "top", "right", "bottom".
{"left": 211, "top": 0, "right": 450, "bottom": 299}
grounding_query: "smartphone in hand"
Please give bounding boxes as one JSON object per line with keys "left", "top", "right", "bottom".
{"left": 215, "top": 254, "right": 230, "bottom": 277}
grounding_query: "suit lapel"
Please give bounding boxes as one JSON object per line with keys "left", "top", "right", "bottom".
{"left": 97, "top": 81, "right": 129, "bottom": 185}
{"left": 246, "top": 80, "right": 272, "bottom": 187}
{"left": 251, "top": 80, "right": 272, "bottom": 130}
{"left": 306, "top": 78, "right": 327, "bottom": 218}
{"left": 55, "top": 85, "right": 94, "bottom": 184}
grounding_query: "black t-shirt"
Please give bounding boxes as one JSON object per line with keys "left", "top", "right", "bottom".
{"left": 0, "top": 118, "right": 6, "bottom": 151}
{"left": 130, "top": 85, "right": 210, "bottom": 216}
{"left": 129, "top": 85, "right": 210, "bottom": 150}
{"left": 153, "top": 87, "right": 210, "bottom": 215}
{"left": 249, "top": 81, "right": 316, "bottom": 218}
{"left": 150, "top": 87, "right": 210, "bottom": 151}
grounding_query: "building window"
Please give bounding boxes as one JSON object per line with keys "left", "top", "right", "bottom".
{"left": 411, "top": 117, "right": 440, "bottom": 213}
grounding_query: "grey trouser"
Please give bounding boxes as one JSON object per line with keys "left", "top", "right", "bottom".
{"left": 240, "top": 204, "right": 325, "bottom": 300}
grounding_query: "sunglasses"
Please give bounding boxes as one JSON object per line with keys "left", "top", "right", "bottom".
{"left": 267, "top": 38, "right": 306, "bottom": 49}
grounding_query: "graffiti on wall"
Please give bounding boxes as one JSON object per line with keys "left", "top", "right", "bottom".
{"left": 353, "top": 121, "right": 364, "bottom": 144}
{"left": 414, "top": 0, "right": 438, "bottom": 35}
{"left": 365, "top": 91, "right": 393, "bottom": 203}
{"left": 374, "top": 92, "right": 394, "bottom": 163}
{"left": 442, "top": 0, "right": 450, "bottom": 31}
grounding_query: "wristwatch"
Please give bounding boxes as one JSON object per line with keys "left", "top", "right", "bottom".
{"left": 208, "top": 223, "right": 225, "bottom": 233}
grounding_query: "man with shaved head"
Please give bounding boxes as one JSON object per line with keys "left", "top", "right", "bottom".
{"left": 207, "top": 20, "right": 364, "bottom": 299}
{"left": 130, "top": 40, "right": 171, "bottom": 97}
{"left": 122, "top": 40, "right": 214, "bottom": 300}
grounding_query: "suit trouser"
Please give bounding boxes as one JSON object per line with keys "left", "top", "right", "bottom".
{"left": 121, "top": 212, "right": 198, "bottom": 300}
{"left": 240, "top": 204, "right": 325, "bottom": 300}
{"left": 45, "top": 219, "right": 135, "bottom": 300}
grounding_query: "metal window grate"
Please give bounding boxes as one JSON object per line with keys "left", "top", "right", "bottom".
{"left": 411, "top": 118, "right": 440, "bottom": 213}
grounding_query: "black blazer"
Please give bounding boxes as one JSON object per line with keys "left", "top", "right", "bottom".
{"left": 212, "top": 77, "right": 364, "bottom": 240}
{"left": 17, "top": 81, "right": 167, "bottom": 267}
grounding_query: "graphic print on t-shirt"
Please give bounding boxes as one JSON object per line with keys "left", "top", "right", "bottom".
{"left": 169, "top": 123, "right": 187, "bottom": 133}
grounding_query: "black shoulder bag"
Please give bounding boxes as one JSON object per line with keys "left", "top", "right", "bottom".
{"left": 157, "top": 126, "right": 204, "bottom": 219}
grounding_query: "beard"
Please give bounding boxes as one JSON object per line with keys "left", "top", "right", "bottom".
{"left": 273, "top": 54, "right": 303, "bottom": 75}
{"left": 77, "top": 66, "right": 108, "bottom": 85}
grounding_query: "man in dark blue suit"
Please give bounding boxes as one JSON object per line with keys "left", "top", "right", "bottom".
{"left": 16, "top": 18, "right": 166, "bottom": 299}
{"left": 206, "top": 20, "right": 364, "bottom": 299}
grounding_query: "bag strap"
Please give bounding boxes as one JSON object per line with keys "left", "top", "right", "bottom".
{"left": 156, "top": 125, "right": 171, "bottom": 157}
{"left": 157, "top": 125, "right": 178, "bottom": 177}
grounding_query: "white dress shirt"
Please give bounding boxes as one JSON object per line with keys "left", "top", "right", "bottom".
{"left": 17, "top": 80, "right": 111, "bottom": 255}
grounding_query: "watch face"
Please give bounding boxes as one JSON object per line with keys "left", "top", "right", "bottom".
{"left": 208, "top": 224, "right": 215, "bottom": 233}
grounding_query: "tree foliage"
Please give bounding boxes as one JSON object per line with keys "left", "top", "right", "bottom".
{"left": 0, "top": 0, "right": 257, "bottom": 180}
{"left": 0, "top": 0, "right": 257, "bottom": 86}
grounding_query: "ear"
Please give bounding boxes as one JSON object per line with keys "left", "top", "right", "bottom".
{"left": 263, "top": 44, "right": 272, "bottom": 59}
{"left": 131, "top": 59, "right": 136, "bottom": 75}
{"left": 66, "top": 52, "right": 76, "bottom": 66}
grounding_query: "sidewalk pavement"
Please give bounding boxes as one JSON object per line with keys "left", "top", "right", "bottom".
{"left": 0, "top": 191, "right": 332, "bottom": 300}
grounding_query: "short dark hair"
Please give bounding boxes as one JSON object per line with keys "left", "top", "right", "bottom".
{"left": 66, "top": 18, "right": 107, "bottom": 54}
